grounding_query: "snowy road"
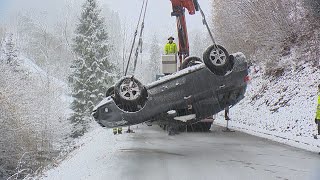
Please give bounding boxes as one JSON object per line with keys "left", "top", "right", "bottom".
{"left": 42, "top": 125, "right": 320, "bottom": 180}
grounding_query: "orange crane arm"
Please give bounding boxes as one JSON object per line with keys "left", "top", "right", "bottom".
{"left": 171, "top": 0, "right": 197, "bottom": 15}
{"left": 170, "top": 0, "right": 199, "bottom": 64}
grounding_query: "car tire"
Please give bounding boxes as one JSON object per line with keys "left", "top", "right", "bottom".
{"left": 203, "top": 44, "right": 232, "bottom": 76}
{"left": 180, "top": 56, "right": 202, "bottom": 70}
{"left": 115, "top": 76, "right": 147, "bottom": 108}
{"left": 187, "top": 122, "right": 212, "bottom": 132}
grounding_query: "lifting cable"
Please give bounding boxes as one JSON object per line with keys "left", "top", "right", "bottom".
{"left": 124, "top": 0, "right": 148, "bottom": 76}
{"left": 133, "top": 0, "right": 149, "bottom": 73}
{"left": 195, "top": 1, "right": 217, "bottom": 46}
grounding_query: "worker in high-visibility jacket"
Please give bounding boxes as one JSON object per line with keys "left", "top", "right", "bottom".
{"left": 164, "top": 36, "right": 178, "bottom": 55}
{"left": 315, "top": 84, "right": 320, "bottom": 136}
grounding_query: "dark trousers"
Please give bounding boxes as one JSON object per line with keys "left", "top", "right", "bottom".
{"left": 225, "top": 106, "right": 230, "bottom": 120}
{"left": 318, "top": 121, "right": 320, "bottom": 135}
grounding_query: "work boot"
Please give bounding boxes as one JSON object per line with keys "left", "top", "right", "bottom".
{"left": 126, "top": 128, "right": 134, "bottom": 133}
{"left": 313, "top": 134, "right": 318, "bottom": 139}
{"left": 113, "top": 128, "right": 117, "bottom": 135}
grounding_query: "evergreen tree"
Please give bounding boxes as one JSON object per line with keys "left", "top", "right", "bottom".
{"left": 148, "top": 36, "right": 161, "bottom": 82}
{"left": 69, "top": 0, "right": 113, "bottom": 138}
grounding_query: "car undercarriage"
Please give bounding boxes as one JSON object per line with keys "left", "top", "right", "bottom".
{"left": 93, "top": 47, "right": 248, "bottom": 130}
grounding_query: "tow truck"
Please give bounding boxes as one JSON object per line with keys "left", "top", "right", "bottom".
{"left": 163, "top": 0, "right": 209, "bottom": 72}
{"left": 92, "top": 0, "right": 249, "bottom": 132}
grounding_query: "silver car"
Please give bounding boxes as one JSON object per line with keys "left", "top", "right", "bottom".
{"left": 92, "top": 45, "right": 249, "bottom": 130}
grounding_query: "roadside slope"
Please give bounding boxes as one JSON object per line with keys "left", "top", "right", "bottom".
{"left": 216, "top": 63, "right": 320, "bottom": 152}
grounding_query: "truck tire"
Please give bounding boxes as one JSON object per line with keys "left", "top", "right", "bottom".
{"left": 180, "top": 56, "right": 202, "bottom": 70}
{"left": 187, "top": 122, "right": 212, "bottom": 132}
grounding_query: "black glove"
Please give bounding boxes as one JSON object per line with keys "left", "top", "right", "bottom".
{"left": 316, "top": 118, "right": 319, "bottom": 124}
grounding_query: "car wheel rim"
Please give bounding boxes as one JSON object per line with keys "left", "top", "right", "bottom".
{"left": 209, "top": 47, "right": 227, "bottom": 67}
{"left": 119, "top": 79, "right": 141, "bottom": 101}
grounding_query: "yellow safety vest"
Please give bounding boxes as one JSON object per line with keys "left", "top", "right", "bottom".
{"left": 316, "top": 92, "right": 320, "bottom": 120}
{"left": 164, "top": 42, "right": 178, "bottom": 55}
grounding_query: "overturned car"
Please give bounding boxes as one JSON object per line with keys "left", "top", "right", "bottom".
{"left": 92, "top": 45, "right": 249, "bottom": 130}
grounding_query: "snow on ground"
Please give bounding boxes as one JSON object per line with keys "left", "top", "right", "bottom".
{"left": 215, "top": 63, "right": 320, "bottom": 152}
{"left": 40, "top": 124, "right": 320, "bottom": 180}
{"left": 40, "top": 124, "right": 132, "bottom": 180}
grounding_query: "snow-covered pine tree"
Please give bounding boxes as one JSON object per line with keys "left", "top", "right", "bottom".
{"left": 148, "top": 36, "right": 161, "bottom": 82}
{"left": 69, "top": 0, "right": 114, "bottom": 138}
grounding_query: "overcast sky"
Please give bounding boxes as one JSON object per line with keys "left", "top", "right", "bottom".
{"left": 0, "top": 0, "right": 211, "bottom": 42}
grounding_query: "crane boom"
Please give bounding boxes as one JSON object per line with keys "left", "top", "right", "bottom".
{"left": 170, "top": 0, "right": 199, "bottom": 64}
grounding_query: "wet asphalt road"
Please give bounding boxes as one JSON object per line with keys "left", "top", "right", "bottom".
{"left": 112, "top": 125, "right": 320, "bottom": 180}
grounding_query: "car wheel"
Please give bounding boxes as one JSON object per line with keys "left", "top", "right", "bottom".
{"left": 180, "top": 56, "right": 202, "bottom": 70}
{"left": 115, "top": 76, "right": 146, "bottom": 107}
{"left": 187, "top": 122, "right": 212, "bottom": 132}
{"left": 203, "top": 44, "right": 231, "bottom": 76}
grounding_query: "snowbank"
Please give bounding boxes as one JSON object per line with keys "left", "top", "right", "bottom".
{"left": 39, "top": 123, "right": 131, "bottom": 180}
{"left": 215, "top": 63, "right": 320, "bottom": 152}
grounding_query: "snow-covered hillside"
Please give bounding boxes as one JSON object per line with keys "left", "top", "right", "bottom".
{"left": 216, "top": 63, "right": 320, "bottom": 152}
{"left": 0, "top": 54, "right": 72, "bottom": 179}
